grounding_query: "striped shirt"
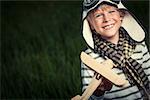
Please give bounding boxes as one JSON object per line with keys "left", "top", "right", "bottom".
{"left": 81, "top": 42, "right": 150, "bottom": 100}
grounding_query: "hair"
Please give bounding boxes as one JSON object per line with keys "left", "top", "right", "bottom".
{"left": 87, "top": 2, "right": 117, "bottom": 20}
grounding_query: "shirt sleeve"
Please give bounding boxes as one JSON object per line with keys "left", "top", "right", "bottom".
{"left": 81, "top": 62, "right": 105, "bottom": 99}
{"left": 81, "top": 62, "right": 94, "bottom": 92}
{"left": 89, "top": 94, "right": 104, "bottom": 100}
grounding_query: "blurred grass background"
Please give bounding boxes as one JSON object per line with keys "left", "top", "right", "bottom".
{"left": 1, "top": 0, "right": 149, "bottom": 99}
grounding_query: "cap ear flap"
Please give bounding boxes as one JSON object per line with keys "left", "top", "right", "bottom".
{"left": 83, "top": 19, "right": 94, "bottom": 48}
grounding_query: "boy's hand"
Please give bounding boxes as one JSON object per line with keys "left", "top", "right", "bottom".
{"left": 93, "top": 77, "right": 113, "bottom": 96}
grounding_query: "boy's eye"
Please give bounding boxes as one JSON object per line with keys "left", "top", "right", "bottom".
{"left": 95, "top": 14, "right": 103, "bottom": 18}
{"left": 108, "top": 10, "right": 116, "bottom": 14}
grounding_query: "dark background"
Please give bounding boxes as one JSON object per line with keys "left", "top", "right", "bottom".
{"left": 1, "top": 0, "right": 149, "bottom": 99}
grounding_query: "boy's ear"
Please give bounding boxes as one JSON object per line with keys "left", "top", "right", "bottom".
{"left": 89, "top": 22, "right": 95, "bottom": 30}
{"left": 119, "top": 10, "right": 125, "bottom": 21}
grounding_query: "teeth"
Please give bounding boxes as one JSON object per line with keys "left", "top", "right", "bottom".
{"left": 103, "top": 24, "right": 114, "bottom": 30}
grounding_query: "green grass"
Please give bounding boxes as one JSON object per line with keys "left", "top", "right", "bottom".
{"left": 1, "top": 1, "right": 149, "bottom": 99}
{"left": 1, "top": 1, "right": 85, "bottom": 99}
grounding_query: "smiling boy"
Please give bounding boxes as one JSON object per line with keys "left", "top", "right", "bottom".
{"left": 87, "top": 3, "right": 122, "bottom": 44}
{"left": 80, "top": 0, "right": 150, "bottom": 99}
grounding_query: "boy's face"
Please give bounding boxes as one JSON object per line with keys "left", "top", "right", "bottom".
{"left": 88, "top": 4, "right": 122, "bottom": 40}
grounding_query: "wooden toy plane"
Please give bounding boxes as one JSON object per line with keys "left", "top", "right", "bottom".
{"left": 71, "top": 52, "right": 128, "bottom": 100}
{"left": 80, "top": 52, "right": 128, "bottom": 86}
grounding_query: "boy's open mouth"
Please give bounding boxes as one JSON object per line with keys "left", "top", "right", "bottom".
{"left": 102, "top": 24, "right": 114, "bottom": 30}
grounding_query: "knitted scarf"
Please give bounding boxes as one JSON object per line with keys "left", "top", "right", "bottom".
{"left": 93, "top": 27, "right": 150, "bottom": 98}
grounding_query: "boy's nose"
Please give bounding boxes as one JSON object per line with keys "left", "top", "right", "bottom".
{"left": 103, "top": 13, "right": 111, "bottom": 23}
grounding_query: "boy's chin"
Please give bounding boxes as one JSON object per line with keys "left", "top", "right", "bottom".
{"left": 101, "top": 31, "right": 118, "bottom": 37}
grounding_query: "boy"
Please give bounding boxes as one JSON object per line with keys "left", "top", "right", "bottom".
{"left": 74, "top": 0, "right": 150, "bottom": 99}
